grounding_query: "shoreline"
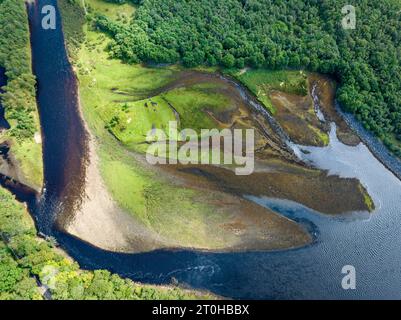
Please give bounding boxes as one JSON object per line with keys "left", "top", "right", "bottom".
{"left": 65, "top": 32, "right": 313, "bottom": 252}
{"left": 63, "top": 106, "right": 175, "bottom": 253}
{"left": 230, "top": 67, "right": 401, "bottom": 182}
{"left": 335, "top": 101, "right": 401, "bottom": 183}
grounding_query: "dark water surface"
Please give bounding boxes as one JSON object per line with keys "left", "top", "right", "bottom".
{"left": 0, "top": 67, "right": 10, "bottom": 130}
{"left": 23, "top": 0, "right": 401, "bottom": 299}
{"left": 27, "top": 0, "right": 88, "bottom": 233}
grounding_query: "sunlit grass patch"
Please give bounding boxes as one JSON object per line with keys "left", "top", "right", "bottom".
{"left": 99, "top": 151, "right": 234, "bottom": 248}
{"left": 84, "top": 0, "right": 136, "bottom": 20}
{"left": 161, "top": 86, "right": 232, "bottom": 131}
{"left": 231, "top": 69, "right": 308, "bottom": 113}
{"left": 106, "top": 96, "right": 176, "bottom": 147}
{"left": 12, "top": 139, "right": 43, "bottom": 189}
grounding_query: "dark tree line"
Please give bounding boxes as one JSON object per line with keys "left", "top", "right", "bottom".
{"left": 93, "top": 0, "right": 401, "bottom": 156}
{"left": 0, "top": 0, "right": 37, "bottom": 139}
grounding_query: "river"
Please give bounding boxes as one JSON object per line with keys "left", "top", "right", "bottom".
{"left": 27, "top": 0, "right": 88, "bottom": 234}
{"left": 0, "top": 67, "right": 10, "bottom": 131}
{"left": 21, "top": 0, "right": 401, "bottom": 299}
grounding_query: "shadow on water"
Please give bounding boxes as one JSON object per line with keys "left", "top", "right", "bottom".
{"left": 26, "top": 0, "right": 88, "bottom": 234}
{"left": 10, "top": 0, "right": 401, "bottom": 300}
{"left": 0, "top": 67, "right": 11, "bottom": 130}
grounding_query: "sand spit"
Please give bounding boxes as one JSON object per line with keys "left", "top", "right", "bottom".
{"left": 65, "top": 134, "right": 173, "bottom": 253}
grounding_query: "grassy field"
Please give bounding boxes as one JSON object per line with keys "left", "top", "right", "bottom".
{"left": 229, "top": 69, "right": 309, "bottom": 113}
{"left": 99, "top": 154, "right": 229, "bottom": 246}
{"left": 76, "top": 27, "right": 180, "bottom": 150}
{"left": 84, "top": 0, "right": 135, "bottom": 19}
{"left": 101, "top": 79, "right": 235, "bottom": 154}
{"left": 0, "top": 125, "right": 43, "bottom": 189}
{"left": 106, "top": 96, "right": 177, "bottom": 147}
{"left": 161, "top": 84, "right": 231, "bottom": 131}
{"left": 11, "top": 138, "right": 43, "bottom": 189}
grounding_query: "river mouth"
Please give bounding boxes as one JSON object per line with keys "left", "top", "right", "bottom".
{"left": 11, "top": 0, "right": 401, "bottom": 300}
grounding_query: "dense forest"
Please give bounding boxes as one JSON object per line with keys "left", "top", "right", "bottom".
{"left": 94, "top": 0, "right": 401, "bottom": 156}
{"left": 0, "top": 0, "right": 37, "bottom": 139}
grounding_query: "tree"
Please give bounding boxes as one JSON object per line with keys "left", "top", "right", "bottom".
{"left": 221, "top": 53, "right": 235, "bottom": 68}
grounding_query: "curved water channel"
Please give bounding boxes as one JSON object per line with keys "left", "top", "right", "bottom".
{"left": 19, "top": 0, "right": 401, "bottom": 299}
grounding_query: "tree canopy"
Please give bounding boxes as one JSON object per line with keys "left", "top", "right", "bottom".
{"left": 0, "top": 0, "right": 37, "bottom": 139}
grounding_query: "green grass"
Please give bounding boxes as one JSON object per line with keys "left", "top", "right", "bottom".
{"left": 58, "top": 0, "right": 86, "bottom": 59}
{"left": 11, "top": 139, "right": 43, "bottom": 189}
{"left": 229, "top": 69, "right": 309, "bottom": 113}
{"left": 0, "top": 126, "right": 43, "bottom": 190}
{"left": 100, "top": 157, "right": 149, "bottom": 225}
{"left": 358, "top": 184, "right": 375, "bottom": 212}
{"left": 77, "top": 29, "right": 178, "bottom": 101}
{"left": 106, "top": 96, "right": 177, "bottom": 147}
{"left": 99, "top": 152, "right": 232, "bottom": 247}
{"left": 77, "top": 28, "right": 180, "bottom": 143}
{"left": 84, "top": 0, "right": 136, "bottom": 20}
{"left": 161, "top": 85, "right": 231, "bottom": 131}
{"left": 79, "top": 28, "right": 235, "bottom": 146}
{"left": 104, "top": 81, "right": 237, "bottom": 162}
